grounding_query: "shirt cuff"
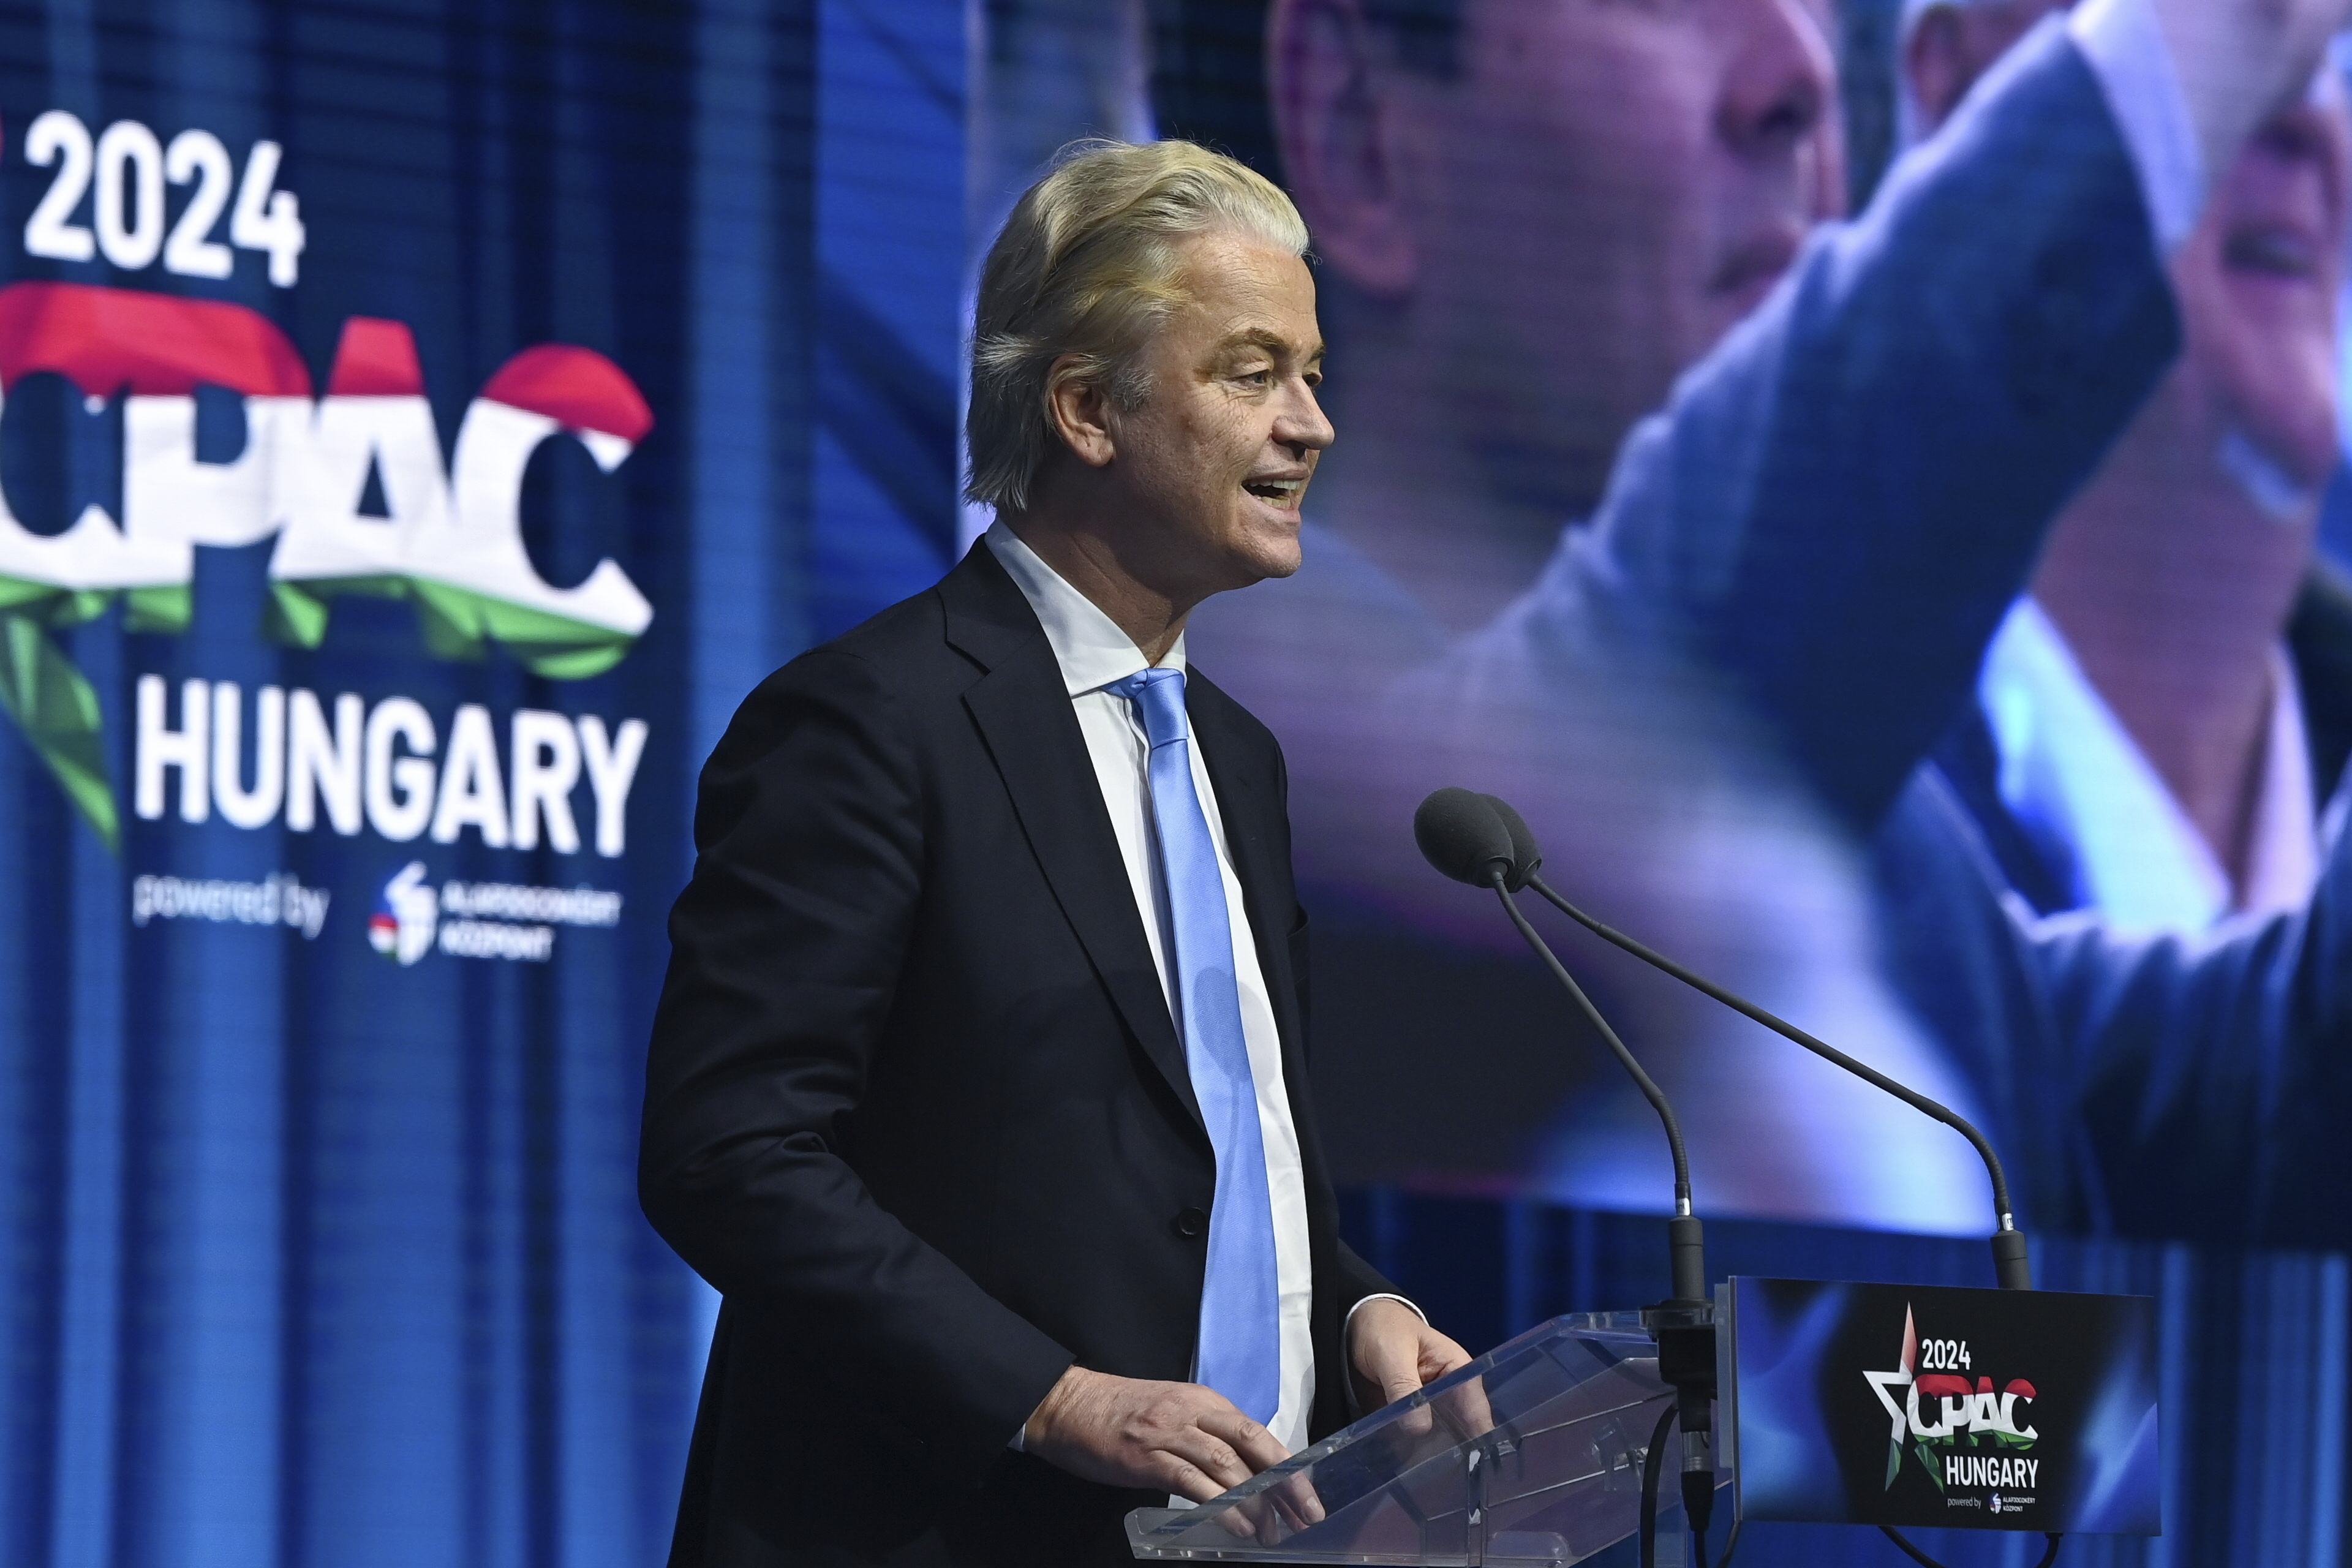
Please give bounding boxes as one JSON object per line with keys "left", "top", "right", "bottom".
{"left": 2069, "top": 0, "right": 2205, "bottom": 254}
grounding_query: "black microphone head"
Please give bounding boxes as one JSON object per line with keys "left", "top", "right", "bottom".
{"left": 1480, "top": 793, "right": 1543, "bottom": 893}
{"left": 1415, "top": 788, "right": 1516, "bottom": 888}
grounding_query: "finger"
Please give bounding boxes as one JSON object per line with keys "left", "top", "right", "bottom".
{"left": 1410, "top": 1329, "right": 1491, "bottom": 1438}
{"left": 1164, "top": 1429, "right": 1255, "bottom": 1494}
{"left": 1421, "top": 1331, "right": 1475, "bottom": 1382}
{"left": 1160, "top": 1452, "right": 1262, "bottom": 1542}
{"left": 1381, "top": 1363, "right": 1422, "bottom": 1406}
{"left": 1213, "top": 1497, "right": 1260, "bottom": 1541}
{"left": 1197, "top": 1404, "right": 1292, "bottom": 1475}
{"left": 1270, "top": 1469, "right": 1327, "bottom": 1531}
{"left": 1383, "top": 1391, "right": 1436, "bottom": 1440}
{"left": 1219, "top": 1479, "right": 1308, "bottom": 1548}
{"left": 1157, "top": 1455, "right": 1231, "bottom": 1506}
{"left": 1357, "top": 1333, "right": 1425, "bottom": 1410}
{"left": 1231, "top": 1489, "right": 1284, "bottom": 1546}
{"left": 1435, "top": 1375, "right": 1498, "bottom": 1441}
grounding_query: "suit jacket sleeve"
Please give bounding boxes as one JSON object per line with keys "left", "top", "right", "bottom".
{"left": 1879, "top": 764, "right": 2352, "bottom": 1248}
{"left": 1332, "top": 1243, "right": 1398, "bottom": 1313}
{"left": 1561, "top": 18, "right": 2180, "bottom": 827}
{"left": 639, "top": 647, "right": 1073, "bottom": 1486}
{"left": 2025, "top": 796, "right": 2352, "bottom": 1247}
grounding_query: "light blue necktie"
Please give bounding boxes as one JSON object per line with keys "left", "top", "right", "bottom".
{"left": 1105, "top": 666, "right": 1281, "bottom": 1425}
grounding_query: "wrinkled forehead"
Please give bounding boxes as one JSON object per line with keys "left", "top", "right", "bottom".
{"left": 1169, "top": 232, "right": 1319, "bottom": 325}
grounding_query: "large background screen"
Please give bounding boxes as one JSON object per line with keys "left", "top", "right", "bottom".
{"left": 1, "top": 1, "right": 2348, "bottom": 1564}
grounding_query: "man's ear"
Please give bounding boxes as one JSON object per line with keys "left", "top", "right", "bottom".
{"left": 1907, "top": 1, "right": 2057, "bottom": 141}
{"left": 1045, "top": 358, "right": 1118, "bottom": 469}
{"left": 1904, "top": 6, "right": 1972, "bottom": 139}
{"left": 1269, "top": 0, "right": 1417, "bottom": 299}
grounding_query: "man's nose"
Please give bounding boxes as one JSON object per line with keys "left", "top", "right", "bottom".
{"left": 1276, "top": 380, "right": 1336, "bottom": 453}
{"left": 1717, "top": 0, "right": 1833, "bottom": 159}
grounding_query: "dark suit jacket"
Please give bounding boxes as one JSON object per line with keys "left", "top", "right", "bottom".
{"left": 1875, "top": 560, "right": 2352, "bottom": 1248}
{"left": 640, "top": 541, "right": 1396, "bottom": 1567}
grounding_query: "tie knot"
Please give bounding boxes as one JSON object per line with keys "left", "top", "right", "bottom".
{"left": 1106, "top": 666, "right": 1189, "bottom": 749}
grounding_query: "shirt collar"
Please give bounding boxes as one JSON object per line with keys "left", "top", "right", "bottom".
{"left": 985, "top": 519, "right": 1186, "bottom": 696}
{"left": 1978, "top": 596, "right": 2316, "bottom": 931}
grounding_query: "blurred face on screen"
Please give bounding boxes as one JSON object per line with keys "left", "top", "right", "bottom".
{"left": 1425, "top": 0, "right": 1839, "bottom": 512}
{"left": 1274, "top": 0, "right": 1841, "bottom": 529}
{"left": 2170, "top": 96, "right": 2351, "bottom": 494}
{"left": 1910, "top": 2, "right": 2349, "bottom": 497}
{"left": 1912, "top": 5, "right": 2350, "bottom": 872}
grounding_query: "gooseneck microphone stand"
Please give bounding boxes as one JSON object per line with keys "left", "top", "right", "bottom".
{"left": 1420, "top": 789, "right": 2062, "bottom": 1568}
{"left": 1482, "top": 867, "right": 1703, "bottom": 1296}
{"left": 1473, "top": 793, "right": 2035, "bottom": 1291}
{"left": 1483, "top": 865, "right": 1721, "bottom": 1568}
{"left": 1525, "top": 868, "right": 2029, "bottom": 1286}
{"left": 1412, "top": 790, "right": 1717, "bottom": 1568}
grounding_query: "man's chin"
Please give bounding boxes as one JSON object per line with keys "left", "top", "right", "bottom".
{"left": 1251, "top": 548, "right": 1304, "bottom": 582}
{"left": 2222, "top": 383, "right": 2339, "bottom": 493}
{"left": 1223, "top": 517, "right": 1306, "bottom": 586}
{"left": 1243, "top": 537, "right": 1305, "bottom": 584}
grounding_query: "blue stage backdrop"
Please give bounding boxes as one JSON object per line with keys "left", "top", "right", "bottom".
{"left": 4, "top": 3, "right": 2352, "bottom": 1568}
{"left": 0, "top": 1, "right": 959, "bottom": 1564}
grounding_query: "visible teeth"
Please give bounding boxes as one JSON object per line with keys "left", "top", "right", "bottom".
{"left": 1246, "top": 479, "right": 1303, "bottom": 499}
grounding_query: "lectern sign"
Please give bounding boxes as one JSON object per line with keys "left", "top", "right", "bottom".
{"left": 1722, "top": 1279, "right": 2160, "bottom": 1535}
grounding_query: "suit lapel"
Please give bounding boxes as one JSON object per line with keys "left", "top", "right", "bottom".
{"left": 943, "top": 546, "right": 1202, "bottom": 1129}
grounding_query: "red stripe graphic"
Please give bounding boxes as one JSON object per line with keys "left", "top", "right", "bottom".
{"left": 0, "top": 280, "right": 312, "bottom": 397}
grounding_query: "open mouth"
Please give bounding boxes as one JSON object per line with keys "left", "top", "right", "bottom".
{"left": 1243, "top": 476, "right": 1306, "bottom": 508}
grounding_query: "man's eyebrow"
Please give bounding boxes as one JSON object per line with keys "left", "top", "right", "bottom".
{"left": 1216, "top": 328, "right": 1325, "bottom": 362}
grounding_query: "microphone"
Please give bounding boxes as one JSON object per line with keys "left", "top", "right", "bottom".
{"left": 1415, "top": 787, "right": 1717, "bottom": 1566}
{"left": 1413, "top": 788, "right": 1705, "bottom": 1302}
{"left": 1475, "top": 791, "right": 2034, "bottom": 1294}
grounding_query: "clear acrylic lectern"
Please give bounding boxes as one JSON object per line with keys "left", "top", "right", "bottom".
{"left": 1126, "top": 1308, "right": 1728, "bottom": 1565}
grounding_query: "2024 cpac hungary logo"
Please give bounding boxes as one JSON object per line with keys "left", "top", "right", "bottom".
{"left": 0, "top": 279, "right": 654, "bottom": 847}
{"left": 1863, "top": 1305, "right": 2042, "bottom": 1505}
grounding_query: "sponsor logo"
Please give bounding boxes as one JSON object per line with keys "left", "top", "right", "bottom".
{"left": 1863, "top": 1306, "right": 2041, "bottom": 1504}
{"left": 370, "top": 861, "right": 438, "bottom": 965}
{"left": 368, "top": 862, "right": 619, "bottom": 967}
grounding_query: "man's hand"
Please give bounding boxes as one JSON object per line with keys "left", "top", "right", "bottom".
{"left": 2142, "top": 0, "right": 2352, "bottom": 206}
{"left": 1348, "top": 1298, "right": 1491, "bottom": 1446}
{"left": 1346, "top": 1297, "right": 1472, "bottom": 1415}
{"left": 1023, "top": 1365, "right": 1291, "bottom": 1503}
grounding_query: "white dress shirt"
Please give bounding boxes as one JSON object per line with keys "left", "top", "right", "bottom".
{"left": 986, "top": 522, "right": 1330, "bottom": 1453}
{"left": 1979, "top": 597, "right": 2318, "bottom": 932}
{"left": 2070, "top": 0, "right": 2206, "bottom": 254}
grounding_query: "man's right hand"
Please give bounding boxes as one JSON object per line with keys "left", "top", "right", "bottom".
{"left": 2141, "top": 0, "right": 2352, "bottom": 203}
{"left": 1022, "top": 1365, "right": 1290, "bottom": 1502}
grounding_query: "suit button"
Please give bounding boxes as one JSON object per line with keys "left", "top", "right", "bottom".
{"left": 1172, "top": 1207, "right": 1208, "bottom": 1238}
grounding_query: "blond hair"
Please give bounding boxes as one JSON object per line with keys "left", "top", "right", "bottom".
{"left": 965, "top": 140, "right": 1309, "bottom": 512}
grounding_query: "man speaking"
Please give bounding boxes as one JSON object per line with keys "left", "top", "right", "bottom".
{"left": 639, "top": 142, "right": 1469, "bottom": 1567}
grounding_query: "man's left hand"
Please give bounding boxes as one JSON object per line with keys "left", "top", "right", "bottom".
{"left": 1346, "top": 1297, "right": 1472, "bottom": 1415}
